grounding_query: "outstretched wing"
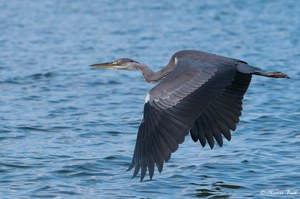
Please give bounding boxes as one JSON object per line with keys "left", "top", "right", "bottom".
{"left": 190, "top": 72, "right": 252, "bottom": 149}
{"left": 127, "top": 57, "right": 241, "bottom": 181}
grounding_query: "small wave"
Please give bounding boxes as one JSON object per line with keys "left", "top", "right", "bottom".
{"left": 17, "top": 126, "right": 51, "bottom": 132}
{"left": 28, "top": 72, "right": 55, "bottom": 80}
{"left": 0, "top": 162, "right": 32, "bottom": 169}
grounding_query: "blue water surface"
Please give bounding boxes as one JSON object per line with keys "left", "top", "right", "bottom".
{"left": 0, "top": 0, "right": 299, "bottom": 198}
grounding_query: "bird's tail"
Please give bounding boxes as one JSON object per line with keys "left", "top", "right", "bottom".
{"left": 253, "top": 71, "right": 289, "bottom": 78}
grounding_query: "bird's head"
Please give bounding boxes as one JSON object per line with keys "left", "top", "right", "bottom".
{"left": 91, "top": 58, "right": 139, "bottom": 70}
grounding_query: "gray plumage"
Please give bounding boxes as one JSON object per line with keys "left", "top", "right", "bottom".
{"left": 91, "top": 50, "right": 289, "bottom": 181}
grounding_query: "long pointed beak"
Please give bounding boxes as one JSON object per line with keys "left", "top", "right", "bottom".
{"left": 90, "top": 62, "right": 128, "bottom": 70}
{"left": 90, "top": 62, "right": 115, "bottom": 69}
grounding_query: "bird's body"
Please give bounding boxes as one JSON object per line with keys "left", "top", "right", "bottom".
{"left": 91, "top": 50, "right": 288, "bottom": 181}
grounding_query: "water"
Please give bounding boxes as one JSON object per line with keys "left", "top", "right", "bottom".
{"left": 1, "top": 0, "right": 299, "bottom": 198}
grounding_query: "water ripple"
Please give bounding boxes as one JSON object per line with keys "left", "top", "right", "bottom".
{"left": 0, "top": 0, "right": 299, "bottom": 198}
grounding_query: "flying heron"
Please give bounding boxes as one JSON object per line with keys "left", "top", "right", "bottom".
{"left": 91, "top": 50, "right": 289, "bottom": 181}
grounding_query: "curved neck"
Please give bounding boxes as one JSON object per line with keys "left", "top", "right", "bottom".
{"left": 133, "top": 63, "right": 174, "bottom": 83}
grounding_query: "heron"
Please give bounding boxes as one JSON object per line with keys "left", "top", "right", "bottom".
{"left": 91, "top": 50, "right": 289, "bottom": 181}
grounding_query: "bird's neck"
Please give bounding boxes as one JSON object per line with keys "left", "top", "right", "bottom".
{"left": 134, "top": 63, "right": 173, "bottom": 83}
